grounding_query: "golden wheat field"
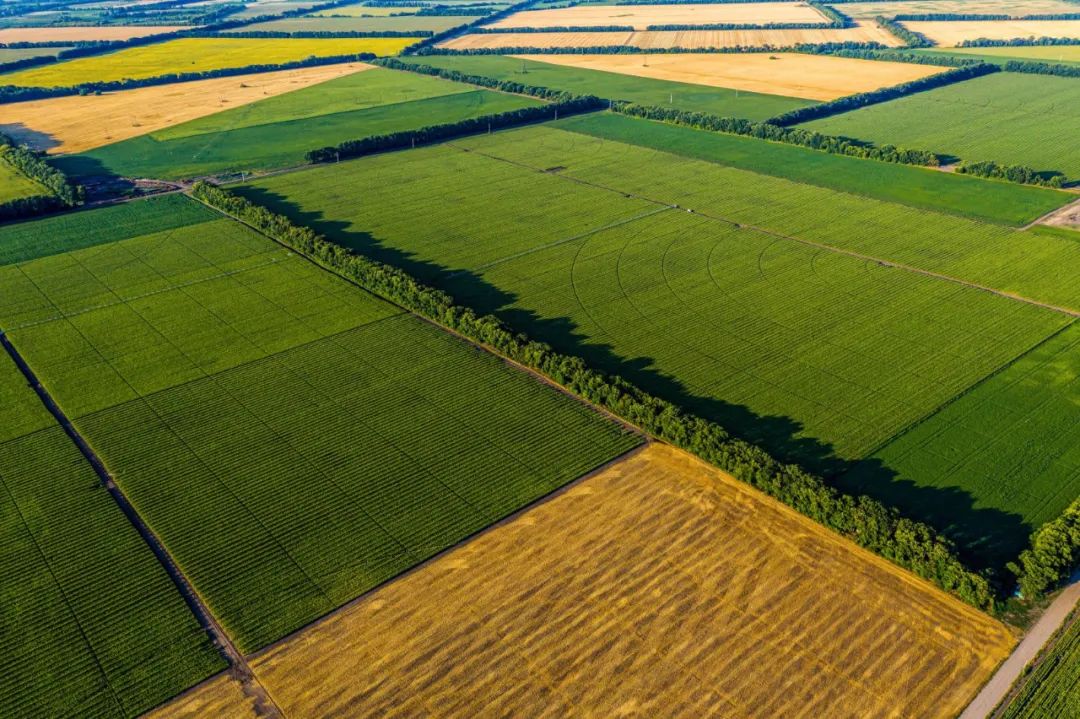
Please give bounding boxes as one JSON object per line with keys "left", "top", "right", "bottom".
{"left": 839, "top": 0, "right": 1080, "bottom": 20}
{"left": 144, "top": 673, "right": 255, "bottom": 719}
{"left": 905, "top": 19, "right": 1080, "bottom": 45}
{"left": 0, "top": 37, "right": 413, "bottom": 87}
{"left": 0, "top": 25, "right": 187, "bottom": 43}
{"left": 156, "top": 443, "right": 1011, "bottom": 719}
{"left": 516, "top": 52, "right": 947, "bottom": 100}
{"left": 0, "top": 62, "right": 370, "bottom": 154}
{"left": 442, "top": 23, "right": 902, "bottom": 49}
{"left": 490, "top": 2, "right": 827, "bottom": 30}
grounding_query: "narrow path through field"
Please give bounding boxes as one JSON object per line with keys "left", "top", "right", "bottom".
{"left": 960, "top": 573, "right": 1080, "bottom": 719}
{"left": 0, "top": 330, "right": 285, "bottom": 719}
{"left": 450, "top": 142, "right": 1080, "bottom": 320}
{"left": 1026, "top": 196, "right": 1080, "bottom": 231}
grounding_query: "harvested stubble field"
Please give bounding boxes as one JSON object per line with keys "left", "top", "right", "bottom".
{"left": 803, "top": 72, "right": 1080, "bottom": 181}
{"left": 489, "top": 1, "right": 828, "bottom": 30}
{"left": 441, "top": 23, "right": 903, "bottom": 49}
{"left": 0, "top": 37, "right": 414, "bottom": 87}
{"left": 1000, "top": 612, "right": 1080, "bottom": 718}
{"left": 241, "top": 121, "right": 1079, "bottom": 564}
{"left": 143, "top": 674, "right": 255, "bottom": 719}
{"left": 0, "top": 26, "right": 185, "bottom": 43}
{"left": 234, "top": 15, "right": 476, "bottom": 32}
{"left": 0, "top": 194, "right": 639, "bottom": 653}
{"left": 56, "top": 66, "right": 540, "bottom": 178}
{"left": 0, "top": 62, "right": 370, "bottom": 154}
{"left": 839, "top": 0, "right": 1080, "bottom": 20}
{"left": 0, "top": 347, "right": 225, "bottom": 718}
{"left": 904, "top": 19, "right": 1080, "bottom": 46}
{"left": 218, "top": 444, "right": 1012, "bottom": 718}
{"left": 399, "top": 53, "right": 811, "bottom": 118}
{"left": 515, "top": 51, "right": 948, "bottom": 101}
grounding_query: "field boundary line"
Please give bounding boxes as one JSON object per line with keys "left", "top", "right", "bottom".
{"left": 0, "top": 330, "right": 286, "bottom": 719}
{"left": 246, "top": 440, "right": 650, "bottom": 661}
{"left": 452, "top": 142, "right": 1080, "bottom": 319}
{"left": 856, "top": 319, "right": 1078, "bottom": 461}
{"left": 1024, "top": 196, "right": 1080, "bottom": 230}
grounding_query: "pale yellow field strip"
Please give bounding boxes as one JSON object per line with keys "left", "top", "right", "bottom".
{"left": 144, "top": 672, "right": 256, "bottom": 719}
{"left": 840, "top": 0, "right": 1080, "bottom": 20}
{"left": 906, "top": 19, "right": 1080, "bottom": 45}
{"left": 0, "top": 25, "right": 186, "bottom": 42}
{"left": 231, "top": 443, "right": 1013, "bottom": 719}
{"left": 516, "top": 52, "right": 948, "bottom": 101}
{"left": 0, "top": 62, "right": 371, "bottom": 154}
{"left": 490, "top": 2, "right": 826, "bottom": 30}
{"left": 444, "top": 21, "right": 902, "bottom": 49}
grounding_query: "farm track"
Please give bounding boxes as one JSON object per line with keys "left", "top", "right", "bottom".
{"left": 1026, "top": 196, "right": 1080, "bottom": 231}
{"left": 0, "top": 330, "right": 285, "bottom": 719}
{"left": 448, "top": 142, "right": 1080, "bottom": 320}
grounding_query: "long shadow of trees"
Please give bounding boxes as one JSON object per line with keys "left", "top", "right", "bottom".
{"left": 235, "top": 184, "right": 1031, "bottom": 575}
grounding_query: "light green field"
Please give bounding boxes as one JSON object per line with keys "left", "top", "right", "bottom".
{"left": 0, "top": 37, "right": 415, "bottom": 87}
{"left": 803, "top": 72, "right": 1080, "bottom": 181}
{"left": 1002, "top": 612, "right": 1080, "bottom": 718}
{"left": 240, "top": 123, "right": 1078, "bottom": 565}
{"left": 0, "top": 153, "right": 46, "bottom": 204}
{"left": 911, "top": 44, "right": 1080, "bottom": 67}
{"left": 54, "top": 67, "right": 541, "bottom": 178}
{"left": 0, "top": 194, "right": 639, "bottom": 653}
{"left": 0, "top": 343, "right": 224, "bottom": 718}
{"left": 313, "top": 4, "right": 424, "bottom": 16}
{"left": 0, "top": 46, "right": 71, "bottom": 62}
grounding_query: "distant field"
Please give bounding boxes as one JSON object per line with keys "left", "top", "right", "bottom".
{"left": 243, "top": 444, "right": 1013, "bottom": 719}
{"left": 56, "top": 67, "right": 539, "bottom": 178}
{"left": 0, "top": 26, "right": 184, "bottom": 42}
{"left": 1001, "top": 614, "right": 1080, "bottom": 718}
{"left": 0, "top": 45, "right": 71, "bottom": 62}
{"left": 0, "top": 62, "right": 370, "bottom": 154}
{"left": 234, "top": 14, "right": 475, "bottom": 32}
{"left": 489, "top": 2, "right": 828, "bottom": 30}
{"left": 0, "top": 194, "right": 639, "bottom": 653}
{"left": 312, "top": 4, "right": 425, "bottom": 16}
{"left": 398, "top": 54, "right": 811, "bottom": 119}
{"left": 0, "top": 153, "right": 46, "bottom": 203}
{"left": 0, "top": 348, "right": 225, "bottom": 718}
{"left": 441, "top": 23, "right": 903, "bottom": 48}
{"left": 911, "top": 44, "right": 1080, "bottom": 66}
{"left": 803, "top": 72, "right": 1080, "bottom": 181}
{"left": 843, "top": 321, "right": 1080, "bottom": 563}
{"left": 225, "top": 0, "right": 325, "bottom": 19}
{"left": 556, "top": 112, "right": 1068, "bottom": 225}
{"left": 905, "top": 19, "right": 1080, "bottom": 46}
{"left": 839, "top": 0, "right": 1080, "bottom": 20}
{"left": 0, "top": 37, "right": 414, "bottom": 87}
{"left": 241, "top": 124, "right": 1076, "bottom": 562}
{"left": 515, "top": 52, "right": 948, "bottom": 101}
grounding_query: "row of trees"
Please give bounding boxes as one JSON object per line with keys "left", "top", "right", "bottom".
{"left": 895, "top": 13, "right": 1080, "bottom": 21}
{"left": 956, "top": 160, "right": 1066, "bottom": 188}
{"left": 470, "top": 25, "right": 634, "bottom": 33}
{"left": 0, "top": 53, "right": 377, "bottom": 104}
{"left": 404, "top": 0, "right": 538, "bottom": 53}
{"left": 1009, "top": 499, "right": 1080, "bottom": 599}
{"left": 960, "top": 36, "right": 1080, "bottom": 47}
{"left": 768, "top": 62, "right": 998, "bottom": 125}
{"left": 613, "top": 102, "right": 942, "bottom": 165}
{"left": 415, "top": 41, "right": 888, "bottom": 55}
{"left": 827, "top": 47, "right": 982, "bottom": 66}
{"left": 1003, "top": 59, "right": 1080, "bottom": 78}
{"left": 646, "top": 22, "right": 848, "bottom": 30}
{"left": 874, "top": 15, "right": 932, "bottom": 47}
{"left": 0, "top": 134, "right": 82, "bottom": 220}
{"left": 306, "top": 95, "right": 603, "bottom": 162}
{"left": 191, "top": 180, "right": 997, "bottom": 610}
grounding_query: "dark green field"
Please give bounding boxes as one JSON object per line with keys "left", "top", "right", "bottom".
{"left": 0, "top": 347, "right": 224, "bottom": 718}
{"left": 1001, "top": 611, "right": 1080, "bottom": 718}
{"left": 0, "top": 194, "right": 639, "bottom": 652}
{"left": 54, "top": 67, "right": 541, "bottom": 180}
{"left": 239, "top": 122, "right": 1079, "bottom": 566}
{"left": 396, "top": 54, "right": 813, "bottom": 120}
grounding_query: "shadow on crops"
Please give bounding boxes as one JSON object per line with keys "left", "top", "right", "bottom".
{"left": 0, "top": 123, "right": 61, "bottom": 153}
{"left": 234, "top": 184, "right": 1031, "bottom": 575}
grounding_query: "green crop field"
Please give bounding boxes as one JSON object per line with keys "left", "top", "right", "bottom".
{"left": 555, "top": 112, "right": 1069, "bottom": 226}
{"left": 0, "top": 349, "right": 224, "bottom": 718}
{"left": 234, "top": 14, "right": 476, "bottom": 32}
{"left": 908, "top": 45, "right": 1080, "bottom": 68}
{"left": 239, "top": 123, "right": 1078, "bottom": 564}
{"left": 803, "top": 72, "right": 1080, "bottom": 181}
{"left": 0, "top": 154, "right": 46, "bottom": 204}
{"left": 396, "top": 54, "right": 814, "bottom": 121}
{"left": 54, "top": 67, "right": 541, "bottom": 179}
{"left": 0, "top": 194, "right": 639, "bottom": 652}
{"left": 1002, "top": 614, "right": 1080, "bottom": 718}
